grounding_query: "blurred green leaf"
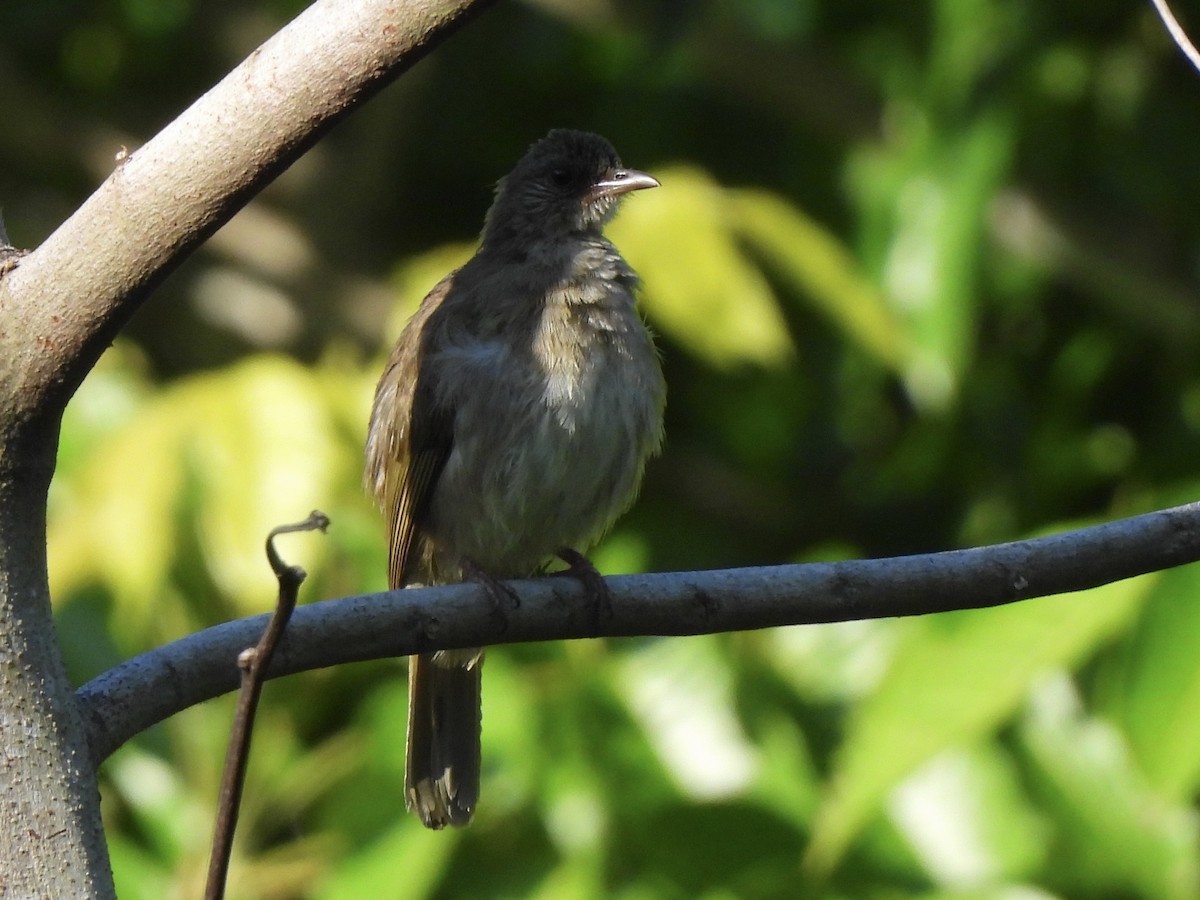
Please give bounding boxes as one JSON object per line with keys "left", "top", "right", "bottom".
{"left": 529, "top": 863, "right": 606, "bottom": 900}
{"left": 610, "top": 166, "right": 796, "bottom": 369}
{"left": 54, "top": 342, "right": 153, "bottom": 478}
{"left": 912, "top": 887, "right": 1059, "bottom": 900}
{"left": 50, "top": 354, "right": 355, "bottom": 625}
{"left": 316, "top": 821, "right": 461, "bottom": 900}
{"left": 1019, "top": 678, "right": 1200, "bottom": 899}
{"left": 106, "top": 747, "right": 197, "bottom": 864}
{"left": 106, "top": 833, "right": 172, "bottom": 900}
{"left": 807, "top": 566, "right": 1149, "bottom": 872}
{"left": 50, "top": 378, "right": 185, "bottom": 620}
{"left": 193, "top": 355, "right": 350, "bottom": 606}
{"left": 1105, "top": 560, "right": 1200, "bottom": 799}
{"left": 616, "top": 636, "right": 758, "bottom": 801}
{"left": 888, "top": 744, "right": 1047, "bottom": 887}
{"left": 849, "top": 111, "right": 1013, "bottom": 408}
{"left": 727, "top": 187, "right": 912, "bottom": 372}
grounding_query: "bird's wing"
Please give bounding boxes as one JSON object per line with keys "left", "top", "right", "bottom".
{"left": 388, "top": 389, "right": 453, "bottom": 589}
{"left": 366, "top": 273, "right": 458, "bottom": 589}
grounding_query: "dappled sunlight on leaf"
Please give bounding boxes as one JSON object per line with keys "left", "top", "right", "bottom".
{"left": 887, "top": 745, "right": 1047, "bottom": 888}
{"left": 54, "top": 342, "right": 154, "bottom": 479}
{"left": 849, "top": 110, "right": 1014, "bottom": 409}
{"left": 193, "top": 356, "right": 348, "bottom": 607}
{"left": 1019, "top": 676, "right": 1200, "bottom": 899}
{"left": 727, "top": 187, "right": 912, "bottom": 372}
{"left": 617, "top": 636, "right": 758, "bottom": 800}
{"left": 49, "top": 354, "right": 356, "bottom": 624}
{"left": 806, "top": 567, "right": 1149, "bottom": 873}
{"left": 49, "top": 388, "right": 187, "bottom": 619}
{"left": 766, "top": 618, "right": 897, "bottom": 703}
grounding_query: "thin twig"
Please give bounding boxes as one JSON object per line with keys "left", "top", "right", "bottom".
{"left": 203, "top": 511, "right": 330, "bottom": 900}
{"left": 1150, "top": 0, "right": 1200, "bottom": 74}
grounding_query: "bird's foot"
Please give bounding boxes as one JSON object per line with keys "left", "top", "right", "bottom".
{"left": 462, "top": 559, "right": 520, "bottom": 631}
{"left": 553, "top": 547, "right": 614, "bottom": 624}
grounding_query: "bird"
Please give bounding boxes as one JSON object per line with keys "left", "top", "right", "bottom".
{"left": 365, "top": 129, "right": 666, "bottom": 828}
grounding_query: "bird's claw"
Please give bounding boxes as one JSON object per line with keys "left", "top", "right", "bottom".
{"left": 553, "top": 547, "right": 614, "bottom": 624}
{"left": 463, "top": 560, "right": 520, "bottom": 631}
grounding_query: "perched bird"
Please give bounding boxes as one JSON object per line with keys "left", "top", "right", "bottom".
{"left": 365, "top": 129, "right": 666, "bottom": 828}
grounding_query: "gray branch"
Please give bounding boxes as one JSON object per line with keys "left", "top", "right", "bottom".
{"left": 78, "top": 500, "right": 1200, "bottom": 764}
{"left": 0, "top": 0, "right": 495, "bottom": 423}
{"left": 0, "top": 2, "right": 493, "bottom": 891}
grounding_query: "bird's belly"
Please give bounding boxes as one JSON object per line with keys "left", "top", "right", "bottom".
{"left": 428, "top": 357, "right": 651, "bottom": 577}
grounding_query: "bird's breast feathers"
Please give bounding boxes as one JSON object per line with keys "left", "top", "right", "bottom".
{"left": 425, "top": 279, "right": 663, "bottom": 575}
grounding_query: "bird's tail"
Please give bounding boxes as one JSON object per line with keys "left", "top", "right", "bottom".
{"left": 405, "top": 649, "right": 484, "bottom": 828}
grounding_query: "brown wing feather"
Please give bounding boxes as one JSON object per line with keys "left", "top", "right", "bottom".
{"left": 385, "top": 445, "right": 446, "bottom": 588}
{"left": 366, "top": 272, "right": 459, "bottom": 590}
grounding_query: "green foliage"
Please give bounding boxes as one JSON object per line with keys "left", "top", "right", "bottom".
{"left": 612, "top": 167, "right": 797, "bottom": 369}
{"left": 11, "top": 0, "right": 1200, "bottom": 895}
{"left": 807, "top": 574, "right": 1146, "bottom": 874}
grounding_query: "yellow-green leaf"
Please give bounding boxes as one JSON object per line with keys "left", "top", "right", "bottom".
{"left": 610, "top": 166, "right": 795, "bottom": 369}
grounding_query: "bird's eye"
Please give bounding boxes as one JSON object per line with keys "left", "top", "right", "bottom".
{"left": 550, "top": 168, "right": 572, "bottom": 188}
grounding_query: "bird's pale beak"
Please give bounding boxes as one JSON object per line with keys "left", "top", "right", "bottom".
{"left": 591, "top": 168, "right": 660, "bottom": 200}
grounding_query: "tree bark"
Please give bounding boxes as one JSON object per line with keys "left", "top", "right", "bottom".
{"left": 0, "top": 431, "right": 114, "bottom": 896}
{"left": 0, "top": 0, "right": 494, "bottom": 892}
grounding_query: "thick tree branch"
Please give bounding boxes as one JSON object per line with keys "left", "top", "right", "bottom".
{"left": 0, "top": 2, "right": 493, "bottom": 891}
{"left": 79, "top": 500, "right": 1200, "bottom": 764}
{"left": 0, "top": 0, "right": 495, "bottom": 429}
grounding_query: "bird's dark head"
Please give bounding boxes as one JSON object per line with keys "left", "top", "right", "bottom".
{"left": 482, "top": 129, "right": 658, "bottom": 248}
